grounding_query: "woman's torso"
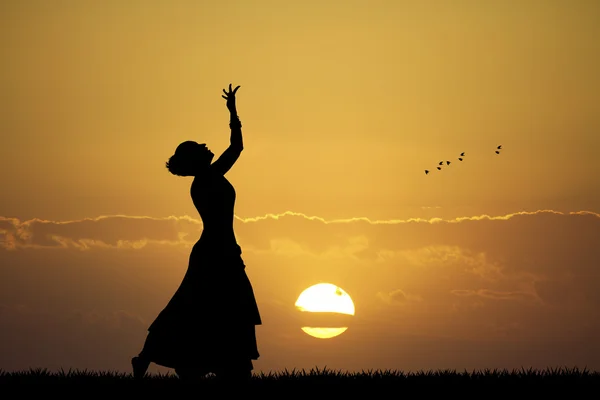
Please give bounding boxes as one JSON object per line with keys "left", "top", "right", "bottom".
{"left": 191, "top": 171, "right": 238, "bottom": 247}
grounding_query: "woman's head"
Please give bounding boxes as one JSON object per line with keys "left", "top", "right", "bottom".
{"left": 165, "top": 141, "right": 214, "bottom": 176}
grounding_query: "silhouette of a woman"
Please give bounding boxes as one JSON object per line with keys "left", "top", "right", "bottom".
{"left": 132, "top": 84, "right": 261, "bottom": 381}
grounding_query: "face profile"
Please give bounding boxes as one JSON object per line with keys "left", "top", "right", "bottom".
{"left": 176, "top": 140, "right": 214, "bottom": 165}
{"left": 166, "top": 141, "right": 215, "bottom": 176}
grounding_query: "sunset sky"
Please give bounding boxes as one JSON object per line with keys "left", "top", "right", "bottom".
{"left": 1, "top": 0, "right": 599, "bottom": 374}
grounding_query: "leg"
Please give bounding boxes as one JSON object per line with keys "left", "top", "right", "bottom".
{"left": 131, "top": 332, "right": 159, "bottom": 379}
{"left": 131, "top": 355, "right": 150, "bottom": 379}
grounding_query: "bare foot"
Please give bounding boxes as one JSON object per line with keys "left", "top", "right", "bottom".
{"left": 131, "top": 356, "right": 150, "bottom": 379}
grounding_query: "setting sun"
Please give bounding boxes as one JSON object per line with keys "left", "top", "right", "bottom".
{"left": 295, "top": 283, "right": 355, "bottom": 339}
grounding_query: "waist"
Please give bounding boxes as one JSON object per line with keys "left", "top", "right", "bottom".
{"left": 198, "top": 230, "right": 237, "bottom": 245}
{"left": 192, "top": 239, "right": 242, "bottom": 261}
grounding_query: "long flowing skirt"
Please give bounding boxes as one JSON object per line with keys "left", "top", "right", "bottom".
{"left": 142, "top": 240, "right": 261, "bottom": 371}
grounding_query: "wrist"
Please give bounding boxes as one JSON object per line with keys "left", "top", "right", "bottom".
{"left": 229, "top": 114, "right": 242, "bottom": 129}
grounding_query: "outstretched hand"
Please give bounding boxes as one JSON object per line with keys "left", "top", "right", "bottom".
{"left": 222, "top": 83, "right": 240, "bottom": 113}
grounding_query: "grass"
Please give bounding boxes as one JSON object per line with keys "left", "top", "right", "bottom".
{"left": 1, "top": 366, "right": 597, "bottom": 394}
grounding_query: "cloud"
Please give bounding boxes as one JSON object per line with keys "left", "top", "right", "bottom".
{"left": 394, "top": 245, "right": 506, "bottom": 280}
{"left": 1, "top": 208, "right": 599, "bottom": 371}
{"left": 0, "top": 215, "right": 201, "bottom": 250}
{"left": 2, "top": 209, "right": 599, "bottom": 313}
{"left": 450, "top": 289, "right": 539, "bottom": 302}
{"left": 377, "top": 289, "right": 423, "bottom": 305}
{"left": 0, "top": 303, "right": 147, "bottom": 332}
{"left": 1, "top": 209, "right": 597, "bottom": 252}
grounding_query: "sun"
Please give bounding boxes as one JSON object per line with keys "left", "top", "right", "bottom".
{"left": 295, "top": 283, "right": 355, "bottom": 339}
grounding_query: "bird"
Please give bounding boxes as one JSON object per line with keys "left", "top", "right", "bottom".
{"left": 438, "top": 161, "right": 444, "bottom": 165}
{"left": 425, "top": 170, "right": 429, "bottom": 175}
{"left": 458, "top": 157, "right": 463, "bottom": 161}
{"left": 437, "top": 167, "right": 442, "bottom": 170}
{"left": 460, "top": 152, "right": 465, "bottom": 156}
{"left": 497, "top": 145, "right": 502, "bottom": 149}
{"left": 446, "top": 161, "right": 451, "bottom": 165}
{"left": 495, "top": 150, "right": 500, "bottom": 154}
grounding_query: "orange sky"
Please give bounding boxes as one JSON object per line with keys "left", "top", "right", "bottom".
{"left": 1, "top": 0, "right": 599, "bottom": 374}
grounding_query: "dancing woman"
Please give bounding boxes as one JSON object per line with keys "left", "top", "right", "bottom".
{"left": 132, "top": 84, "right": 261, "bottom": 381}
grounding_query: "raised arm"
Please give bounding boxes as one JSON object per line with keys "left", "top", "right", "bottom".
{"left": 211, "top": 84, "right": 244, "bottom": 176}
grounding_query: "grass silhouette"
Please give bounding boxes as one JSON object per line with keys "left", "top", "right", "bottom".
{"left": 1, "top": 366, "right": 597, "bottom": 394}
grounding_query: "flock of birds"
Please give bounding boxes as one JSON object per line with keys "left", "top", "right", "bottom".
{"left": 424, "top": 145, "right": 503, "bottom": 175}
